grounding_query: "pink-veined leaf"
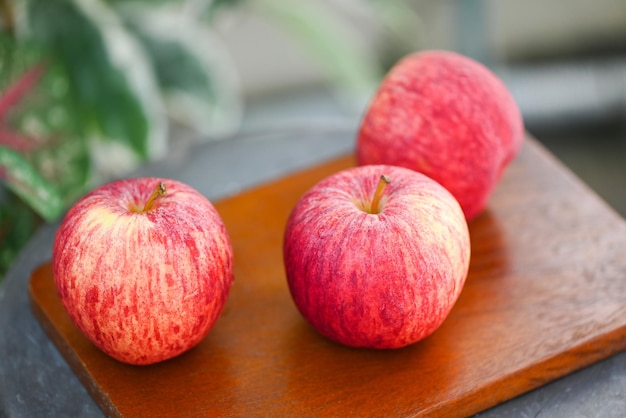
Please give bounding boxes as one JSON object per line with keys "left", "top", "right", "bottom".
{"left": 0, "top": 62, "right": 46, "bottom": 119}
{"left": 0, "top": 129, "right": 39, "bottom": 152}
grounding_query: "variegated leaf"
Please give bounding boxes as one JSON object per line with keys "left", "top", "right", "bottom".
{"left": 116, "top": 2, "right": 242, "bottom": 139}
{"left": 24, "top": 0, "right": 167, "bottom": 178}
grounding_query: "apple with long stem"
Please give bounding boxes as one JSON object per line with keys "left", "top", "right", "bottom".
{"left": 357, "top": 50, "right": 524, "bottom": 220}
{"left": 52, "top": 178, "right": 234, "bottom": 365}
{"left": 283, "top": 165, "right": 470, "bottom": 349}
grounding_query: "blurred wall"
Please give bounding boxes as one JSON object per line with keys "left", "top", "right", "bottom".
{"left": 489, "top": 0, "right": 626, "bottom": 60}
{"left": 213, "top": 0, "right": 626, "bottom": 97}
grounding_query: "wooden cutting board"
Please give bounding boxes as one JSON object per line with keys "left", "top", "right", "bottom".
{"left": 29, "top": 137, "right": 626, "bottom": 417}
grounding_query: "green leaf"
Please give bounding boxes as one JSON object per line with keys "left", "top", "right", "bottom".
{"left": 203, "top": 0, "right": 244, "bottom": 21}
{"left": 24, "top": 0, "right": 167, "bottom": 165}
{"left": 0, "top": 192, "right": 42, "bottom": 279}
{"left": 0, "top": 146, "right": 63, "bottom": 221}
{"left": 116, "top": 3, "right": 242, "bottom": 138}
{"left": 254, "top": 0, "right": 383, "bottom": 101}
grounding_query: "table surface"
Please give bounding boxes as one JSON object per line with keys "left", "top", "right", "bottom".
{"left": 1, "top": 127, "right": 626, "bottom": 417}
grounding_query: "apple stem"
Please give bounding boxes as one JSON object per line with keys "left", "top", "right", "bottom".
{"left": 142, "top": 182, "right": 167, "bottom": 212}
{"left": 370, "top": 174, "right": 390, "bottom": 214}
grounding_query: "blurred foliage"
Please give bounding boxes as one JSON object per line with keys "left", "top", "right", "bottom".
{"left": 0, "top": 0, "right": 420, "bottom": 280}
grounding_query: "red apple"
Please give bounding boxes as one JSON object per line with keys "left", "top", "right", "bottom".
{"left": 283, "top": 165, "right": 470, "bottom": 349}
{"left": 52, "top": 178, "right": 234, "bottom": 365}
{"left": 356, "top": 50, "right": 524, "bottom": 220}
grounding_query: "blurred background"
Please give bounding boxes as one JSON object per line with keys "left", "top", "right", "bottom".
{"left": 1, "top": 0, "right": 625, "bottom": 278}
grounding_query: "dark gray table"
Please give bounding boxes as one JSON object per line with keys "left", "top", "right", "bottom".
{"left": 1, "top": 127, "right": 625, "bottom": 417}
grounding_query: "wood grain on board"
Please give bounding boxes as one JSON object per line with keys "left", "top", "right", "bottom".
{"left": 30, "top": 136, "right": 626, "bottom": 417}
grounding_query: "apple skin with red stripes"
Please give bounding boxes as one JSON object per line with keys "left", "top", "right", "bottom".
{"left": 52, "top": 178, "right": 234, "bottom": 365}
{"left": 357, "top": 50, "right": 524, "bottom": 221}
{"left": 283, "top": 165, "right": 470, "bottom": 349}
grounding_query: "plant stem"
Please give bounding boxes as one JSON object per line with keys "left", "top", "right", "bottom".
{"left": 143, "top": 182, "right": 166, "bottom": 212}
{"left": 371, "top": 175, "right": 390, "bottom": 214}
